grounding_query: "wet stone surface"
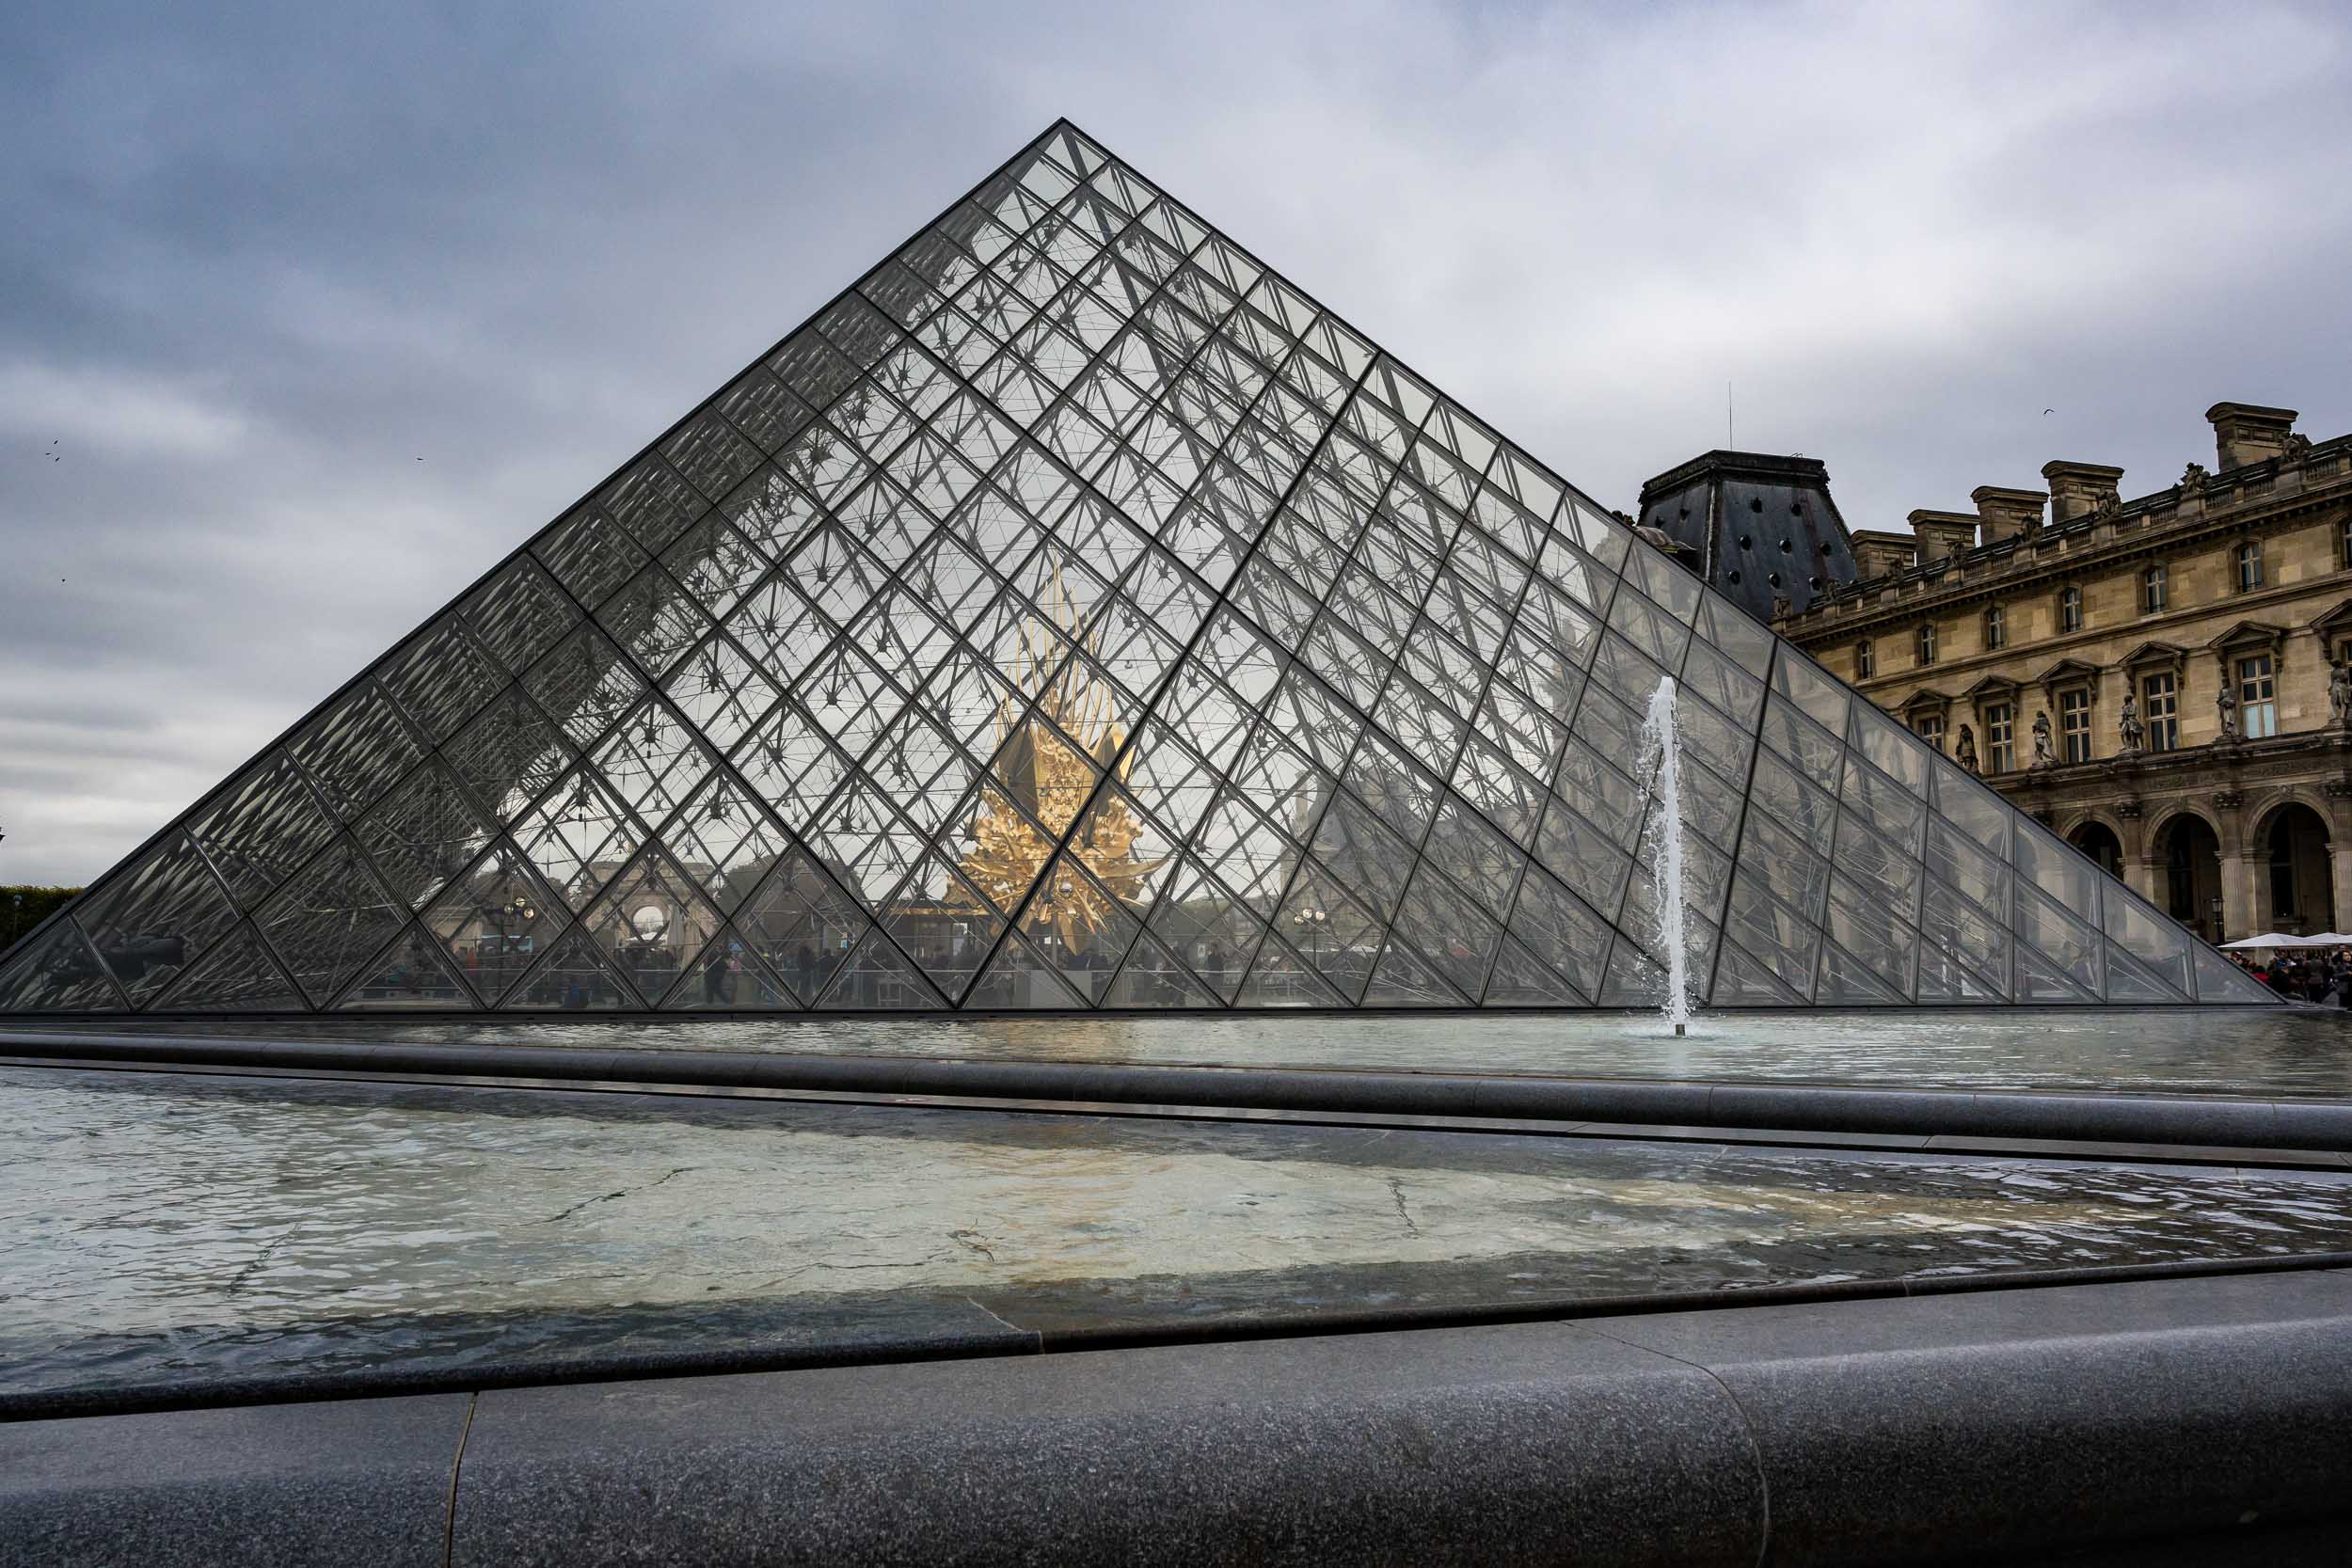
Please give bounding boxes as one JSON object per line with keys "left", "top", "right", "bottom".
{"left": 16, "top": 1006, "right": 2352, "bottom": 1097}
{"left": 7, "top": 1064, "right": 2352, "bottom": 1402}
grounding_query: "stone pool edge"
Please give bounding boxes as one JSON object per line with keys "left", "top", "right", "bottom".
{"left": 7, "top": 1268, "right": 2349, "bottom": 1567}
{"left": 7, "top": 1028, "right": 2352, "bottom": 1151}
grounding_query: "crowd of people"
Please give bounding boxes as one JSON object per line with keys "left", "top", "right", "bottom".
{"left": 2228, "top": 947, "right": 2352, "bottom": 1006}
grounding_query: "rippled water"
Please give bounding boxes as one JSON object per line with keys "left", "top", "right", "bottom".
{"left": 16, "top": 1006, "right": 2352, "bottom": 1097}
{"left": 6, "top": 1063, "right": 2352, "bottom": 1402}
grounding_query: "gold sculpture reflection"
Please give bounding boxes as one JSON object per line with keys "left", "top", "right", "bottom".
{"left": 956, "top": 573, "right": 1161, "bottom": 953}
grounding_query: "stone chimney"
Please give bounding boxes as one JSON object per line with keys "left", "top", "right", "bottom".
{"left": 1908, "top": 509, "right": 1979, "bottom": 564}
{"left": 2205, "top": 403, "right": 2298, "bottom": 471}
{"left": 1849, "top": 529, "right": 1916, "bottom": 579}
{"left": 2041, "top": 461, "right": 2124, "bottom": 523}
{"left": 1972, "top": 485, "right": 2047, "bottom": 544}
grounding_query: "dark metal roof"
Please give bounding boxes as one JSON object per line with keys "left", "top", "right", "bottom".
{"left": 1635, "top": 451, "right": 1860, "bottom": 623}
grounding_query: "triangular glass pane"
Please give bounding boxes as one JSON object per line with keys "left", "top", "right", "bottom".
{"left": 154, "top": 924, "right": 305, "bottom": 1012}
{"left": 421, "top": 844, "right": 564, "bottom": 1005}
{"left": 1479, "top": 934, "right": 1586, "bottom": 1006}
{"left": 2015, "top": 940, "right": 2098, "bottom": 1005}
{"left": 338, "top": 926, "right": 476, "bottom": 1010}
{"left": 256, "top": 839, "right": 407, "bottom": 1007}
{"left": 1713, "top": 941, "right": 1808, "bottom": 1006}
{"left": 1815, "top": 939, "right": 1906, "bottom": 1005}
{"left": 188, "top": 753, "right": 339, "bottom": 911}
{"left": 659, "top": 772, "right": 794, "bottom": 914}
{"left": 358, "top": 760, "right": 498, "bottom": 912}
{"left": 2193, "top": 942, "right": 2277, "bottom": 1005}
{"left": 658, "top": 925, "right": 800, "bottom": 1010}
{"left": 963, "top": 929, "right": 1092, "bottom": 1010}
{"left": 2103, "top": 881, "right": 2197, "bottom": 997}
{"left": 1104, "top": 927, "right": 1222, "bottom": 1008}
{"left": 576, "top": 848, "right": 730, "bottom": 1009}
{"left": 1234, "top": 933, "right": 1351, "bottom": 1008}
{"left": 815, "top": 929, "right": 947, "bottom": 1009}
{"left": 735, "top": 849, "right": 870, "bottom": 1003}
{"left": 2103, "top": 939, "right": 2186, "bottom": 1006}
{"left": 74, "top": 833, "right": 243, "bottom": 1006}
{"left": 501, "top": 925, "right": 642, "bottom": 1010}
{"left": 0, "top": 921, "right": 129, "bottom": 1012}
{"left": 1359, "top": 937, "right": 1470, "bottom": 1007}
{"left": 878, "top": 854, "right": 1007, "bottom": 1005}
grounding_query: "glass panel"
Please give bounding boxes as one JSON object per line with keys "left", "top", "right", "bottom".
{"left": 358, "top": 760, "right": 497, "bottom": 912}
{"left": 736, "top": 849, "right": 870, "bottom": 1003}
{"left": 381, "top": 616, "right": 510, "bottom": 742}
{"left": 256, "top": 839, "right": 406, "bottom": 1006}
{"left": 188, "top": 753, "right": 339, "bottom": 910}
{"left": 444, "top": 689, "right": 573, "bottom": 825}
{"left": 75, "top": 834, "right": 242, "bottom": 1006}
{"left": 656, "top": 925, "right": 799, "bottom": 1010}
{"left": 501, "top": 926, "right": 642, "bottom": 1010}
{"left": 422, "top": 844, "right": 563, "bottom": 1005}
{"left": 815, "top": 930, "right": 947, "bottom": 1009}
{"left": 156, "top": 923, "right": 306, "bottom": 1012}
{"left": 338, "top": 925, "right": 476, "bottom": 1009}
{"left": 294, "top": 684, "right": 422, "bottom": 823}
{"left": 1104, "top": 927, "right": 1221, "bottom": 1008}
{"left": 0, "top": 921, "right": 128, "bottom": 1012}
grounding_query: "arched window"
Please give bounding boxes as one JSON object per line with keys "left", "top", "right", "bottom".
{"left": 1915, "top": 623, "right": 1937, "bottom": 665}
{"left": 1983, "top": 603, "right": 2005, "bottom": 650}
{"left": 1855, "top": 639, "right": 1875, "bottom": 678}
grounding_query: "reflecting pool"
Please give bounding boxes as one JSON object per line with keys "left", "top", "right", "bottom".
{"left": 14, "top": 1006, "right": 2352, "bottom": 1097}
{"left": 7, "top": 1062, "right": 2352, "bottom": 1404}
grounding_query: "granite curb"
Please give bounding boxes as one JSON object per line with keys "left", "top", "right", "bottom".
{"left": 5, "top": 1029, "right": 2351, "bottom": 1151}
{"left": 8, "top": 1272, "right": 2352, "bottom": 1566}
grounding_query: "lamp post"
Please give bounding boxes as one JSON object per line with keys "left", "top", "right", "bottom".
{"left": 1290, "top": 904, "right": 1328, "bottom": 971}
{"left": 481, "top": 894, "right": 538, "bottom": 956}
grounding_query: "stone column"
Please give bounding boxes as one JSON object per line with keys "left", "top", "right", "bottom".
{"left": 2327, "top": 783, "right": 2352, "bottom": 934}
{"left": 2126, "top": 854, "right": 2163, "bottom": 910}
{"left": 2218, "top": 851, "right": 2251, "bottom": 942}
{"left": 2215, "top": 788, "right": 2250, "bottom": 941}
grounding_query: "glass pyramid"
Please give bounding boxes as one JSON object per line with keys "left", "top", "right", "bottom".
{"left": 0, "top": 120, "right": 2274, "bottom": 1015}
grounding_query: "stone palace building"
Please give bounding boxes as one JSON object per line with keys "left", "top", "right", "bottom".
{"left": 1709, "top": 404, "right": 2351, "bottom": 945}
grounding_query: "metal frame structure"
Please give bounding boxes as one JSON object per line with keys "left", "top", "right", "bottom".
{"left": 0, "top": 119, "right": 2276, "bottom": 1017}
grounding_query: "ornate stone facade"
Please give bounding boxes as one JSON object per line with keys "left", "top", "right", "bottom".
{"left": 1779, "top": 403, "right": 2352, "bottom": 943}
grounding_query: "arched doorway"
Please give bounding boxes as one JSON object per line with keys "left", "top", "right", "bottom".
{"left": 2161, "top": 814, "right": 2223, "bottom": 942}
{"left": 2067, "top": 820, "right": 2124, "bottom": 879}
{"left": 2260, "top": 801, "right": 2335, "bottom": 934}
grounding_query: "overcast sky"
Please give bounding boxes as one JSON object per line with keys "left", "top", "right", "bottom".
{"left": 3, "top": 0, "right": 2348, "bottom": 887}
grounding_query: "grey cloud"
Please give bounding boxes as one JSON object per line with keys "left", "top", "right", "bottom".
{"left": 2, "top": 0, "right": 2348, "bottom": 884}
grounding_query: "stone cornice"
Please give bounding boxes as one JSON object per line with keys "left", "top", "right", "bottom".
{"left": 1783, "top": 440, "right": 2351, "bottom": 639}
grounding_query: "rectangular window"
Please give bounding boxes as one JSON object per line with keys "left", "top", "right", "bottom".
{"left": 1916, "top": 623, "right": 1937, "bottom": 665}
{"left": 2142, "top": 565, "right": 2168, "bottom": 614}
{"left": 1915, "top": 714, "right": 1945, "bottom": 752}
{"left": 1855, "top": 640, "right": 1874, "bottom": 678}
{"left": 1985, "top": 704, "right": 2014, "bottom": 773}
{"left": 2239, "top": 654, "right": 2279, "bottom": 738}
{"left": 1983, "top": 604, "right": 2005, "bottom": 650}
{"left": 2142, "top": 671, "right": 2178, "bottom": 752}
{"left": 2236, "top": 541, "right": 2264, "bottom": 593}
{"left": 2059, "top": 586, "right": 2083, "bottom": 632}
{"left": 2059, "top": 689, "right": 2092, "bottom": 763}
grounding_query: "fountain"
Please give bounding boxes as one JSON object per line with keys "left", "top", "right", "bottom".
{"left": 1643, "top": 676, "right": 1692, "bottom": 1036}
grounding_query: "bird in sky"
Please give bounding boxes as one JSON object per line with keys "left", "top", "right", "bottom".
{"left": 2043, "top": 407, "right": 2056, "bottom": 416}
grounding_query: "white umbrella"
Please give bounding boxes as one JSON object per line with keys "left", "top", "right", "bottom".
{"left": 2220, "top": 933, "right": 2305, "bottom": 949}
